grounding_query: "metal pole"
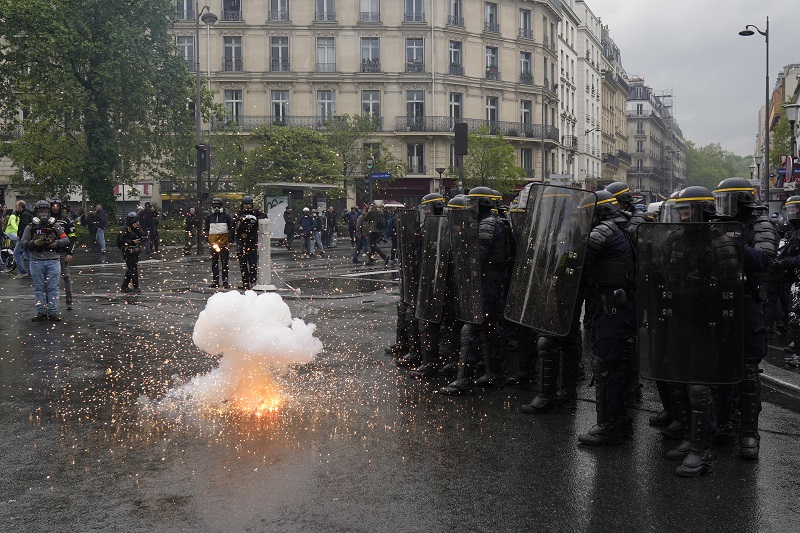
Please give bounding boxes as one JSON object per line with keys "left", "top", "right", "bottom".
{"left": 195, "top": 1, "right": 204, "bottom": 254}
{"left": 764, "top": 16, "right": 770, "bottom": 206}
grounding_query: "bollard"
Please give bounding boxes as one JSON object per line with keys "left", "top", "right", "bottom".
{"left": 253, "top": 218, "right": 277, "bottom": 291}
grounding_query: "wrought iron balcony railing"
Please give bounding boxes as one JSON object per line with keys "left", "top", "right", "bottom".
{"left": 405, "top": 61, "right": 425, "bottom": 73}
{"left": 404, "top": 13, "right": 426, "bottom": 23}
{"left": 176, "top": 8, "right": 195, "bottom": 21}
{"left": 519, "top": 28, "right": 533, "bottom": 39}
{"left": 223, "top": 10, "right": 242, "bottom": 21}
{"left": 407, "top": 164, "right": 427, "bottom": 174}
{"left": 359, "top": 11, "right": 380, "bottom": 22}
{"left": 315, "top": 12, "right": 336, "bottom": 22}
{"left": 268, "top": 10, "right": 289, "bottom": 21}
{"left": 222, "top": 59, "right": 243, "bottom": 71}
{"left": 448, "top": 16, "right": 464, "bottom": 27}
{"left": 393, "top": 116, "right": 559, "bottom": 141}
{"left": 316, "top": 62, "right": 337, "bottom": 72}
{"left": 360, "top": 60, "right": 381, "bottom": 73}
{"left": 519, "top": 72, "right": 533, "bottom": 85}
{"left": 270, "top": 59, "right": 290, "bottom": 72}
{"left": 210, "top": 115, "right": 383, "bottom": 133}
{"left": 485, "top": 68, "right": 500, "bottom": 81}
{"left": 449, "top": 64, "right": 464, "bottom": 75}
{"left": 485, "top": 22, "right": 500, "bottom": 33}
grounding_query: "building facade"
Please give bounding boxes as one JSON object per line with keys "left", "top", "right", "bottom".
{"left": 599, "top": 23, "right": 630, "bottom": 186}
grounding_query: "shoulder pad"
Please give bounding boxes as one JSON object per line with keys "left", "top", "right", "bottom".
{"left": 588, "top": 220, "right": 617, "bottom": 250}
{"left": 752, "top": 216, "right": 779, "bottom": 257}
{"left": 479, "top": 214, "right": 498, "bottom": 242}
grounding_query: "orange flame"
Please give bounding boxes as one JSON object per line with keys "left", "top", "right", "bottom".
{"left": 230, "top": 369, "right": 284, "bottom": 416}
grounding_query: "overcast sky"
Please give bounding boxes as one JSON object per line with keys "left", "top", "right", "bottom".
{"left": 592, "top": 0, "right": 799, "bottom": 156}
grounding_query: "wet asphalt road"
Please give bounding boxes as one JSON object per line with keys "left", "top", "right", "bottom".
{"left": 1, "top": 245, "right": 800, "bottom": 532}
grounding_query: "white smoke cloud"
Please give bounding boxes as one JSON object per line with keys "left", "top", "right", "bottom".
{"left": 141, "top": 290, "right": 323, "bottom": 415}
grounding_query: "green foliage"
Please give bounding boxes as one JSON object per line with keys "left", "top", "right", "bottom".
{"left": 239, "top": 126, "right": 343, "bottom": 192}
{"left": 0, "top": 0, "right": 198, "bottom": 210}
{"left": 772, "top": 104, "right": 791, "bottom": 168}
{"left": 462, "top": 128, "right": 526, "bottom": 195}
{"left": 686, "top": 140, "right": 753, "bottom": 190}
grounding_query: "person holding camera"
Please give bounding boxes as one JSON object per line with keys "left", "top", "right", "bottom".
{"left": 20, "top": 200, "right": 70, "bottom": 321}
{"left": 118, "top": 212, "right": 146, "bottom": 293}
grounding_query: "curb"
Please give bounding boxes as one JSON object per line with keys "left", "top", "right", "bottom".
{"left": 761, "top": 360, "right": 800, "bottom": 397}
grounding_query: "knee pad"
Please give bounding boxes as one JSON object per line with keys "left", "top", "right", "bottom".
{"left": 591, "top": 356, "right": 608, "bottom": 378}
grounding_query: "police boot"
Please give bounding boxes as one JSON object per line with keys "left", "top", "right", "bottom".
{"left": 395, "top": 351, "right": 422, "bottom": 368}
{"left": 439, "top": 364, "right": 475, "bottom": 395}
{"left": 738, "top": 364, "right": 762, "bottom": 460}
{"left": 649, "top": 380, "right": 673, "bottom": 427}
{"left": 661, "top": 384, "right": 686, "bottom": 440}
{"left": 676, "top": 385, "right": 715, "bottom": 477}
{"left": 666, "top": 385, "right": 692, "bottom": 460}
{"left": 410, "top": 362, "right": 440, "bottom": 379}
{"left": 522, "top": 338, "right": 560, "bottom": 414}
{"left": 621, "top": 337, "right": 642, "bottom": 406}
{"left": 578, "top": 357, "right": 624, "bottom": 446}
{"left": 712, "top": 385, "right": 736, "bottom": 445}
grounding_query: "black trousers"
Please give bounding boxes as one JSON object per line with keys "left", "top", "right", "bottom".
{"left": 211, "top": 247, "right": 230, "bottom": 285}
{"left": 122, "top": 253, "right": 139, "bottom": 288}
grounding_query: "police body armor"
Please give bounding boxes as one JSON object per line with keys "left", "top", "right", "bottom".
{"left": 396, "top": 209, "right": 421, "bottom": 306}
{"left": 415, "top": 215, "right": 451, "bottom": 323}
{"left": 637, "top": 222, "right": 744, "bottom": 384}
{"left": 449, "top": 208, "right": 484, "bottom": 324}
{"left": 505, "top": 184, "right": 593, "bottom": 336}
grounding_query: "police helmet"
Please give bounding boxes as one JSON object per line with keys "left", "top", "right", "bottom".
{"left": 782, "top": 195, "right": 800, "bottom": 224}
{"left": 445, "top": 194, "right": 469, "bottom": 210}
{"left": 420, "top": 193, "right": 445, "bottom": 217}
{"left": 580, "top": 190, "right": 619, "bottom": 221}
{"left": 126, "top": 212, "right": 139, "bottom": 226}
{"left": 714, "top": 177, "right": 759, "bottom": 217}
{"left": 467, "top": 186, "right": 500, "bottom": 209}
{"left": 604, "top": 182, "right": 635, "bottom": 209}
{"left": 662, "top": 186, "right": 716, "bottom": 223}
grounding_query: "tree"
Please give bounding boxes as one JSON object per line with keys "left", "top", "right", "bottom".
{"left": 462, "top": 127, "right": 526, "bottom": 195}
{"left": 239, "top": 126, "right": 342, "bottom": 193}
{"left": 685, "top": 141, "right": 752, "bottom": 190}
{"left": 0, "top": 0, "right": 198, "bottom": 212}
{"left": 772, "top": 104, "right": 792, "bottom": 168}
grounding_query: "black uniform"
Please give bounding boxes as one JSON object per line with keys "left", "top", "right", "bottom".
{"left": 119, "top": 224, "right": 146, "bottom": 291}
{"left": 234, "top": 208, "right": 265, "bottom": 290}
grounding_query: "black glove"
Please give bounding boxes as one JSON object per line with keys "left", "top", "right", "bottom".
{"left": 32, "top": 235, "right": 48, "bottom": 247}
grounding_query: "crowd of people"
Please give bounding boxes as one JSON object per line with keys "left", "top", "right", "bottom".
{"left": 381, "top": 178, "right": 786, "bottom": 479}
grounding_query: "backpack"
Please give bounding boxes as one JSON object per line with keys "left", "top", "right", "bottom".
{"left": 116, "top": 231, "right": 125, "bottom": 250}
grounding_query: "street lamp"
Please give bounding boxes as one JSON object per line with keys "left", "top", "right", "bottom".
{"left": 739, "top": 17, "right": 769, "bottom": 204}
{"left": 195, "top": 3, "right": 218, "bottom": 254}
{"left": 754, "top": 154, "right": 763, "bottom": 185}
{"left": 435, "top": 167, "right": 446, "bottom": 195}
{"left": 749, "top": 161, "right": 756, "bottom": 179}
{"left": 785, "top": 103, "right": 800, "bottom": 168}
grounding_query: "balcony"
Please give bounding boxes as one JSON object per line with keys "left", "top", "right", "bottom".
{"left": 405, "top": 60, "right": 425, "bottom": 73}
{"left": 222, "top": 59, "right": 243, "bottom": 71}
{"left": 449, "top": 64, "right": 464, "bottom": 75}
{"left": 268, "top": 10, "right": 289, "bottom": 21}
{"left": 484, "top": 21, "right": 500, "bottom": 33}
{"left": 315, "top": 11, "right": 336, "bottom": 22}
{"left": 176, "top": 8, "right": 195, "bottom": 21}
{"left": 185, "top": 59, "right": 197, "bottom": 72}
{"left": 485, "top": 68, "right": 500, "bottom": 81}
{"left": 210, "top": 115, "right": 383, "bottom": 133}
{"left": 360, "top": 59, "right": 381, "bottom": 73}
{"left": 359, "top": 11, "right": 380, "bottom": 22}
{"left": 316, "top": 62, "right": 337, "bottom": 72}
{"left": 223, "top": 10, "right": 242, "bottom": 21}
{"left": 618, "top": 150, "right": 632, "bottom": 164}
{"left": 404, "top": 13, "right": 425, "bottom": 23}
{"left": 0, "top": 126, "right": 23, "bottom": 140}
{"left": 270, "top": 59, "right": 290, "bottom": 72}
{"left": 562, "top": 135, "right": 578, "bottom": 149}
{"left": 519, "top": 27, "right": 533, "bottom": 39}
{"left": 448, "top": 15, "right": 464, "bottom": 27}
{"left": 407, "top": 164, "right": 427, "bottom": 175}
{"left": 393, "top": 116, "right": 559, "bottom": 141}
{"left": 519, "top": 72, "right": 533, "bottom": 85}
{"left": 602, "top": 153, "right": 620, "bottom": 167}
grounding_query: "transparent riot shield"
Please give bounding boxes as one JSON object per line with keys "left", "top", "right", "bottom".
{"left": 449, "top": 208, "right": 484, "bottom": 324}
{"left": 415, "top": 215, "right": 451, "bottom": 323}
{"left": 396, "top": 209, "right": 420, "bottom": 305}
{"left": 509, "top": 210, "right": 525, "bottom": 248}
{"left": 504, "top": 185, "right": 594, "bottom": 336}
{"left": 637, "top": 222, "right": 744, "bottom": 384}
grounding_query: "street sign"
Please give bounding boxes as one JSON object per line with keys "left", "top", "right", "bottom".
{"left": 369, "top": 171, "right": 391, "bottom": 180}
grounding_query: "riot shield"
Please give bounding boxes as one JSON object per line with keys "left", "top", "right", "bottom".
{"left": 449, "top": 208, "right": 484, "bottom": 324}
{"left": 396, "top": 209, "right": 420, "bottom": 305}
{"left": 505, "top": 185, "right": 593, "bottom": 336}
{"left": 415, "top": 215, "right": 451, "bottom": 323}
{"left": 636, "top": 222, "right": 744, "bottom": 384}
{"left": 509, "top": 210, "right": 525, "bottom": 248}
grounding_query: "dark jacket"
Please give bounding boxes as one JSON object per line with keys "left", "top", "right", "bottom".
{"left": 139, "top": 207, "right": 158, "bottom": 231}
{"left": 184, "top": 212, "right": 200, "bottom": 231}
{"left": 298, "top": 214, "right": 314, "bottom": 236}
{"left": 95, "top": 209, "right": 107, "bottom": 230}
{"left": 119, "top": 225, "right": 146, "bottom": 257}
{"left": 16, "top": 207, "right": 33, "bottom": 239}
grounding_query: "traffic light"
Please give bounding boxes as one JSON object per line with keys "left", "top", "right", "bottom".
{"left": 196, "top": 144, "right": 211, "bottom": 172}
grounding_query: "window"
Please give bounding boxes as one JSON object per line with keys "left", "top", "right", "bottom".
{"left": 636, "top": 103, "right": 644, "bottom": 115}
{"left": 176, "top": 36, "right": 195, "bottom": 71}
{"left": 406, "top": 90, "right": 424, "bottom": 130}
{"left": 485, "top": 97, "right": 498, "bottom": 127}
{"left": 271, "top": 90, "right": 289, "bottom": 122}
{"left": 521, "top": 148, "right": 533, "bottom": 174}
{"left": 269, "top": 0, "right": 290, "bottom": 21}
{"left": 360, "top": 0, "right": 380, "bottom": 22}
{"left": 362, "top": 90, "right": 381, "bottom": 118}
{"left": 407, "top": 143, "right": 425, "bottom": 174}
{"left": 317, "top": 90, "right": 335, "bottom": 119}
{"left": 449, "top": 144, "right": 458, "bottom": 170}
{"left": 177, "top": 0, "right": 194, "bottom": 21}
{"left": 361, "top": 37, "right": 380, "bottom": 72}
{"left": 270, "top": 37, "right": 289, "bottom": 71}
{"left": 316, "top": 37, "right": 335, "bottom": 71}
{"left": 223, "top": 0, "right": 242, "bottom": 21}
{"left": 405, "top": 0, "right": 424, "bottom": 22}
{"left": 224, "top": 90, "right": 243, "bottom": 121}
{"left": 223, "top": 36, "right": 243, "bottom": 71}
{"left": 485, "top": 46, "right": 499, "bottom": 80}
{"left": 519, "top": 51, "right": 532, "bottom": 84}
{"left": 484, "top": 2, "right": 499, "bottom": 32}
{"left": 636, "top": 140, "right": 644, "bottom": 153}
{"left": 448, "top": 0, "right": 463, "bottom": 26}
{"left": 520, "top": 100, "right": 532, "bottom": 125}
{"left": 315, "top": 0, "right": 335, "bottom": 22}
{"left": 519, "top": 9, "right": 532, "bottom": 38}
{"left": 405, "top": 38, "right": 424, "bottom": 72}
{"left": 636, "top": 121, "right": 644, "bottom": 134}
{"left": 449, "top": 40, "right": 463, "bottom": 75}
{"left": 449, "top": 93, "right": 462, "bottom": 120}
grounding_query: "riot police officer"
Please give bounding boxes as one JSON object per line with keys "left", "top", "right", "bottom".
{"left": 49, "top": 198, "right": 76, "bottom": 310}
{"left": 713, "top": 177, "right": 778, "bottom": 460}
{"left": 776, "top": 195, "right": 800, "bottom": 367}
{"left": 234, "top": 195, "right": 266, "bottom": 290}
{"left": 577, "top": 190, "right": 637, "bottom": 445}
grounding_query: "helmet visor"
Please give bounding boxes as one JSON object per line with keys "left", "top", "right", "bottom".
{"left": 662, "top": 201, "right": 703, "bottom": 223}
{"left": 713, "top": 191, "right": 738, "bottom": 217}
{"left": 783, "top": 201, "right": 800, "bottom": 222}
